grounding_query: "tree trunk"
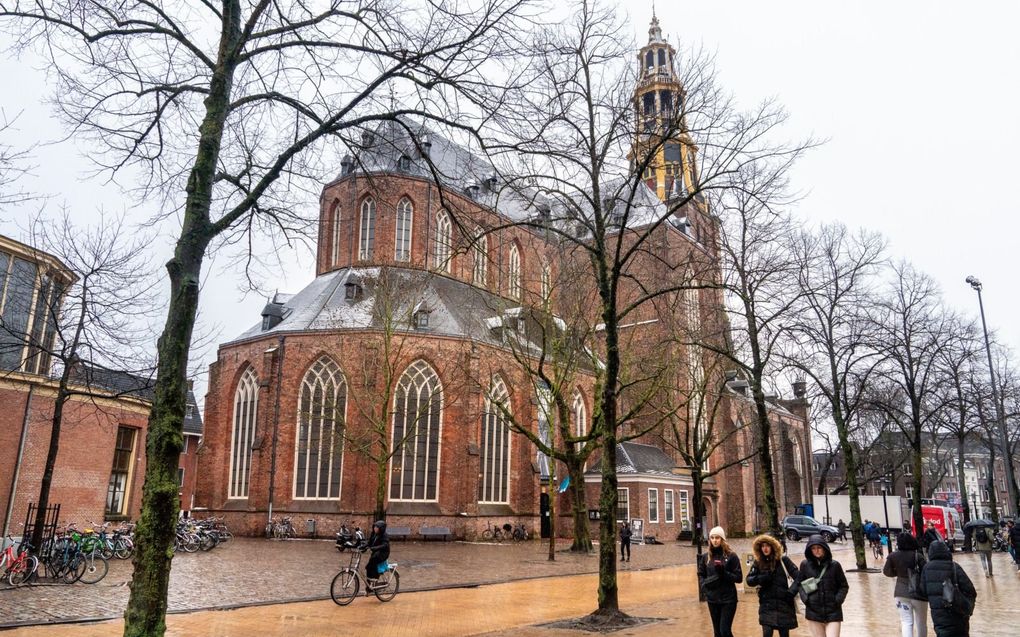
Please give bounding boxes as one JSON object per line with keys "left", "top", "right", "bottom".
{"left": 567, "top": 459, "right": 592, "bottom": 552}
{"left": 595, "top": 431, "right": 619, "bottom": 613}
{"left": 910, "top": 432, "right": 924, "bottom": 538}
{"left": 751, "top": 384, "right": 781, "bottom": 534}
{"left": 375, "top": 456, "right": 387, "bottom": 522}
{"left": 30, "top": 378, "right": 71, "bottom": 553}
{"left": 957, "top": 435, "right": 971, "bottom": 551}
{"left": 123, "top": 4, "right": 240, "bottom": 632}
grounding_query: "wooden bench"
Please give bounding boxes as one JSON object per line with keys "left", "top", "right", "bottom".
{"left": 419, "top": 526, "right": 452, "bottom": 541}
{"left": 387, "top": 526, "right": 411, "bottom": 540}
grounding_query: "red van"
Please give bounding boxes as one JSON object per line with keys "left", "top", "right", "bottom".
{"left": 911, "top": 505, "right": 958, "bottom": 550}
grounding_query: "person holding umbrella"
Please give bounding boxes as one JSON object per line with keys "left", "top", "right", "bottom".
{"left": 972, "top": 522, "right": 994, "bottom": 577}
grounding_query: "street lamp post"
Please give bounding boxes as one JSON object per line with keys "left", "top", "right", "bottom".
{"left": 965, "top": 276, "right": 1020, "bottom": 518}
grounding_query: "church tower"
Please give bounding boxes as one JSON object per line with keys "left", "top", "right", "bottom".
{"left": 630, "top": 13, "right": 700, "bottom": 204}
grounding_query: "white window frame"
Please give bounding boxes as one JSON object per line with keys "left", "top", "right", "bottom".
{"left": 359, "top": 198, "right": 376, "bottom": 260}
{"left": 617, "top": 487, "right": 630, "bottom": 521}
{"left": 473, "top": 230, "right": 487, "bottom": 286}
{"left": 395, "top": 198, "right": 413, "bottom": 261}
{"left": 389, "top": 360, "right": 444, "bottom": 502}
{"left": 293, "top": 356, "right": 347, "bottom": 500}
{"left": 679, "top": 489, "right": 690, "bottom": 530}
{"left": 434, "top": 209, "right": 452, "bottom": 273}
{"left": 507, "top": 244, "right": 521, "bottom": 300}
{"left": 479, "top": 377, "right": 512, "bottom": 504}
{"left": 228, "top": 367, "right": 259, "bottom": 499}
{"left": 331, "top": 203, "right": 342, "bottom": 265}
{"left": 664, "top": 489, "right": 675, "bottom": 523}
{"left": 648, "top": 488, "right": 659, "bottom": 524}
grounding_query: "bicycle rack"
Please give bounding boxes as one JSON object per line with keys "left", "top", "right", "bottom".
{"left": 22, "top": 502, "right": 60, "bottom": 558}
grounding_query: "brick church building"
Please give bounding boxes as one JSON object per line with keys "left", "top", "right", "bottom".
{"left": 194, "top": 16, "right": 812, "bottom": 539}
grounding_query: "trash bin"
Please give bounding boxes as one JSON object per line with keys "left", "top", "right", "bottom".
{"left": 306, "top": 519, "right": 316, "bottom": 537}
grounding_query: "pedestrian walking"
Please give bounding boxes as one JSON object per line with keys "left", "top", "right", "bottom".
{"left": 746, "top": 534, "right": 799, "bottom": 637}
{"left": 1007, "top": 520, "right": 1020, "bottom": 571}
{"left": 972, "top": 525, "right": 994, "bottom": 577}
{"left": 883, "top": 531, "right": 928, "bottom": 637}
{"left": 697, "top": 526, "right": 742, "bottom": 637}
{"left": 797, "top": 534, "right": 849, "bottom": 637}
{"left": 620, "top": 522, "right": 632, "bottom": 562}
{"left": 837, "top": 519, "right": 847, "bottom": 543}
{"left": 922, "top": 521, "right": 942, "bottom": 553}
{"left": 364, "top": 520, "right": 390, "bottom": 588}
{"left": 919, "top": 540, "right": 976, "bottom": 637}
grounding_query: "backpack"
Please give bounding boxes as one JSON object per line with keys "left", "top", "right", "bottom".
{"left": 975, "top": 528, "right": 989, "bottom": 544}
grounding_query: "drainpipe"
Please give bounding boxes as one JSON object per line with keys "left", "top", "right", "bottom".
{"left": 266, "top": 335, "right": 286, "bottom": 527}
{"left": 3, "top": 384, "right": 35, "bottom": 538}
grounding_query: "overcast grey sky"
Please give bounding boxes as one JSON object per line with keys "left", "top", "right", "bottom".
{"left": 1, "top": 1, "right": 1018, "bottom": 405}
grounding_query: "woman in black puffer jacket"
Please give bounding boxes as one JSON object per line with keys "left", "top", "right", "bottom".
{"left": 697, "top": 526, "right": 743, "bottom": 637}
{"left": 746, "top": 534, "right": 799, "bottom": 637}
{"left": 798, "top": 534, "right": 849, "bottom": 637}
{"left": 918, "top": 540, "right": 976, "bottom": 637}
{"left": 883, "top": 531, "right": 928, "bottom": 637}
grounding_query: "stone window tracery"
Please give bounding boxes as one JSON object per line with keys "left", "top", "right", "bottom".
{"left": 359, "top": 198, "right": 376, "bottom": 260}
{"left": 294, "top": 356, "right": 347, "bottom": 500}
{"left": 390, "top": 360, "right": 443, "bottom": 501}
{"left": 395, "top": 198, "right": 413, "bottom": 262}
{"left": 228, "top": 367, "right": 259, "bottom": 499}
{"left": 480, "top": 377, "right": 511, "bottom": 504}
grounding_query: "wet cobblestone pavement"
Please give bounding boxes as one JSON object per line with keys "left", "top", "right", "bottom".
{"left": 4, "top": 538, "right": 1017, "bottom": 637}
{"left": 0, "top": 536, "right": 699, "bottom": 627}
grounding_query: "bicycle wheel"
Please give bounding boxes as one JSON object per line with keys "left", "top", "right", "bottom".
{"left": 182, "top": 534, "right": 199, "bottom": 553}
{"left": 63, "top": 555, "right": 87, "bottom": 584}
{"left": 512, "top": 528, "right": 525, "bottom": 542}
{"left": 481, "top": 529, "right": 494, "bottom": 541}
{"left": 373, "top": 570, "right": 400, "bottom": 602}
{"left": 114, "top": 538, "right": 133, "bottom": 560}
{"left": 330, "top": 569, "right": 360, "bottom": 606}
{"left": 79, "top": 555, "right": 109, "bottom": 584}
{"left": 8, "top": 555, "right": 39, "bottom": 587}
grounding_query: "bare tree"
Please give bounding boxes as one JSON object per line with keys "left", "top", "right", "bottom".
{"left": 487, "top": 0, "right": 807, "bottom": 620}
{"left": 0, "top": 109, "right": 34, "bottom": 209}
{"left": 871, "top": 262, "right": 953, "bottom": 537}
{"left": 710, "top": 164, "right": 807, "bottom": 536}
{"left": 0, "top": 0, "right": 530, "bottom": 633}
{"left": 785, "top": 222, "right": 886, "bottom": 568}
{"left": 0, "top": 211, "right": 156, "bottom": 551}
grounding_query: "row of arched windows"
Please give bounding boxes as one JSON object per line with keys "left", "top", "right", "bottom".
{"left": 227, "top": 358, "right": 588, "bottom": 505}
{"left": 330, "top": 200, "right": 548, "bottom": 303}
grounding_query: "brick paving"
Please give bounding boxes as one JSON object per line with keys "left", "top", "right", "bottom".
{"left": 0, "top": 536, "right": 707, "bottom": 627}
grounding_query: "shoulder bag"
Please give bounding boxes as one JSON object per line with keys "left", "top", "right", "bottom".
{"left": 942, "top": 563, "right": 974, "bottom": 616}
{"left": 799, "top": 563, "right": 827, "bottom": 595}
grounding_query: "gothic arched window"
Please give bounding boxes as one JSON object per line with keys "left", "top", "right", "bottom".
{"left": 330, "top": 202, "right": 342, "bottom": 266}
{"left": 390, "top": 360, "right": 443, "bottom": 501}
{"left": 228, "top": 367, "right": 259, "bottom": 499}
{"left": 434, "top": 209, "right": 452, "bottom": 273}
{"left": 480, "top": 377, "right": 511, "bottom": 504}
{"left": 507, "top": 244, "right": 521, "bottom": 300}
{"left": 395, "top": 198, "right": 413, "bottom": 261}
{"left": 359, "top": 197, "right": 376, "bottom": 260}
{"left": 572, "top": 391, "right": 587, "bottom": 450}
{"left": 540, "top": 262, "right": 551, "bottom": 303}
{"left": 472, "top": 230, "right": 487, "bottom": 287}
{"left": 294, "top": 356, "right": 347, "bottom": 499}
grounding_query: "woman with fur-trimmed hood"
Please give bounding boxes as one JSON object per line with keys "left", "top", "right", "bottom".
{"left": 747, "top": 534, "right": 799, "bottom": 637}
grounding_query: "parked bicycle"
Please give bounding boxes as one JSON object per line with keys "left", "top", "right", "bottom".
{"left": 482, "top": 521, "right": 511, "bottom": 542}
{"left": 330, "top": 543, "right": 399, "bottom": 605}
{"left": 511, "top": 522, "right": 529, "bottom": 542}
{"left": 1, "top": 535, "right": 39, "bottom": 587}
{"left": 266, "top": 516, "right": 296, "bottom": 539}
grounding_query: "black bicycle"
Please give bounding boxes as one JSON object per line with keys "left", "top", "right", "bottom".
{"left": 330, "top": 545, "right": 400, "bottom": 605}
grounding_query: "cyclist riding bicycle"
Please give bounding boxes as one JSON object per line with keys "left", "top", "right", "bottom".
{"left": 866, "top": 522, "right": 883, "bottom": 557}
{"left": 364, "top": 520, "right": 390, "bottom": 588}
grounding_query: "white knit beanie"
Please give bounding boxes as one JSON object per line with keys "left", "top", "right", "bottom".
{"left": 709, "top": 526, "right": 726, "bottom": 541}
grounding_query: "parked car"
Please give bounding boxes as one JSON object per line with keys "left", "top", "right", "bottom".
{"left": 782, "top": 515, "right": 839, "bottom": 542}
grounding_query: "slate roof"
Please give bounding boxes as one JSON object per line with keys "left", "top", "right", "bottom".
{"left": 69, "top": 362, "right": 155, "bottom": 402}
{"left": 586, "top": 441, "right": 680, "bottom": 477}
{"left": 183, "top": 389, "right": 203, "bottom": 436}
{"left": 227, "top": 267, "right": 550, "bottom": 353}
{"left": 345, "top": 120, "right": 679, "bottom": 234}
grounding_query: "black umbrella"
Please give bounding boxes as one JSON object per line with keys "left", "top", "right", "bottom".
{"left": 963, "top": 519, "right": 996, "bottom": 530}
